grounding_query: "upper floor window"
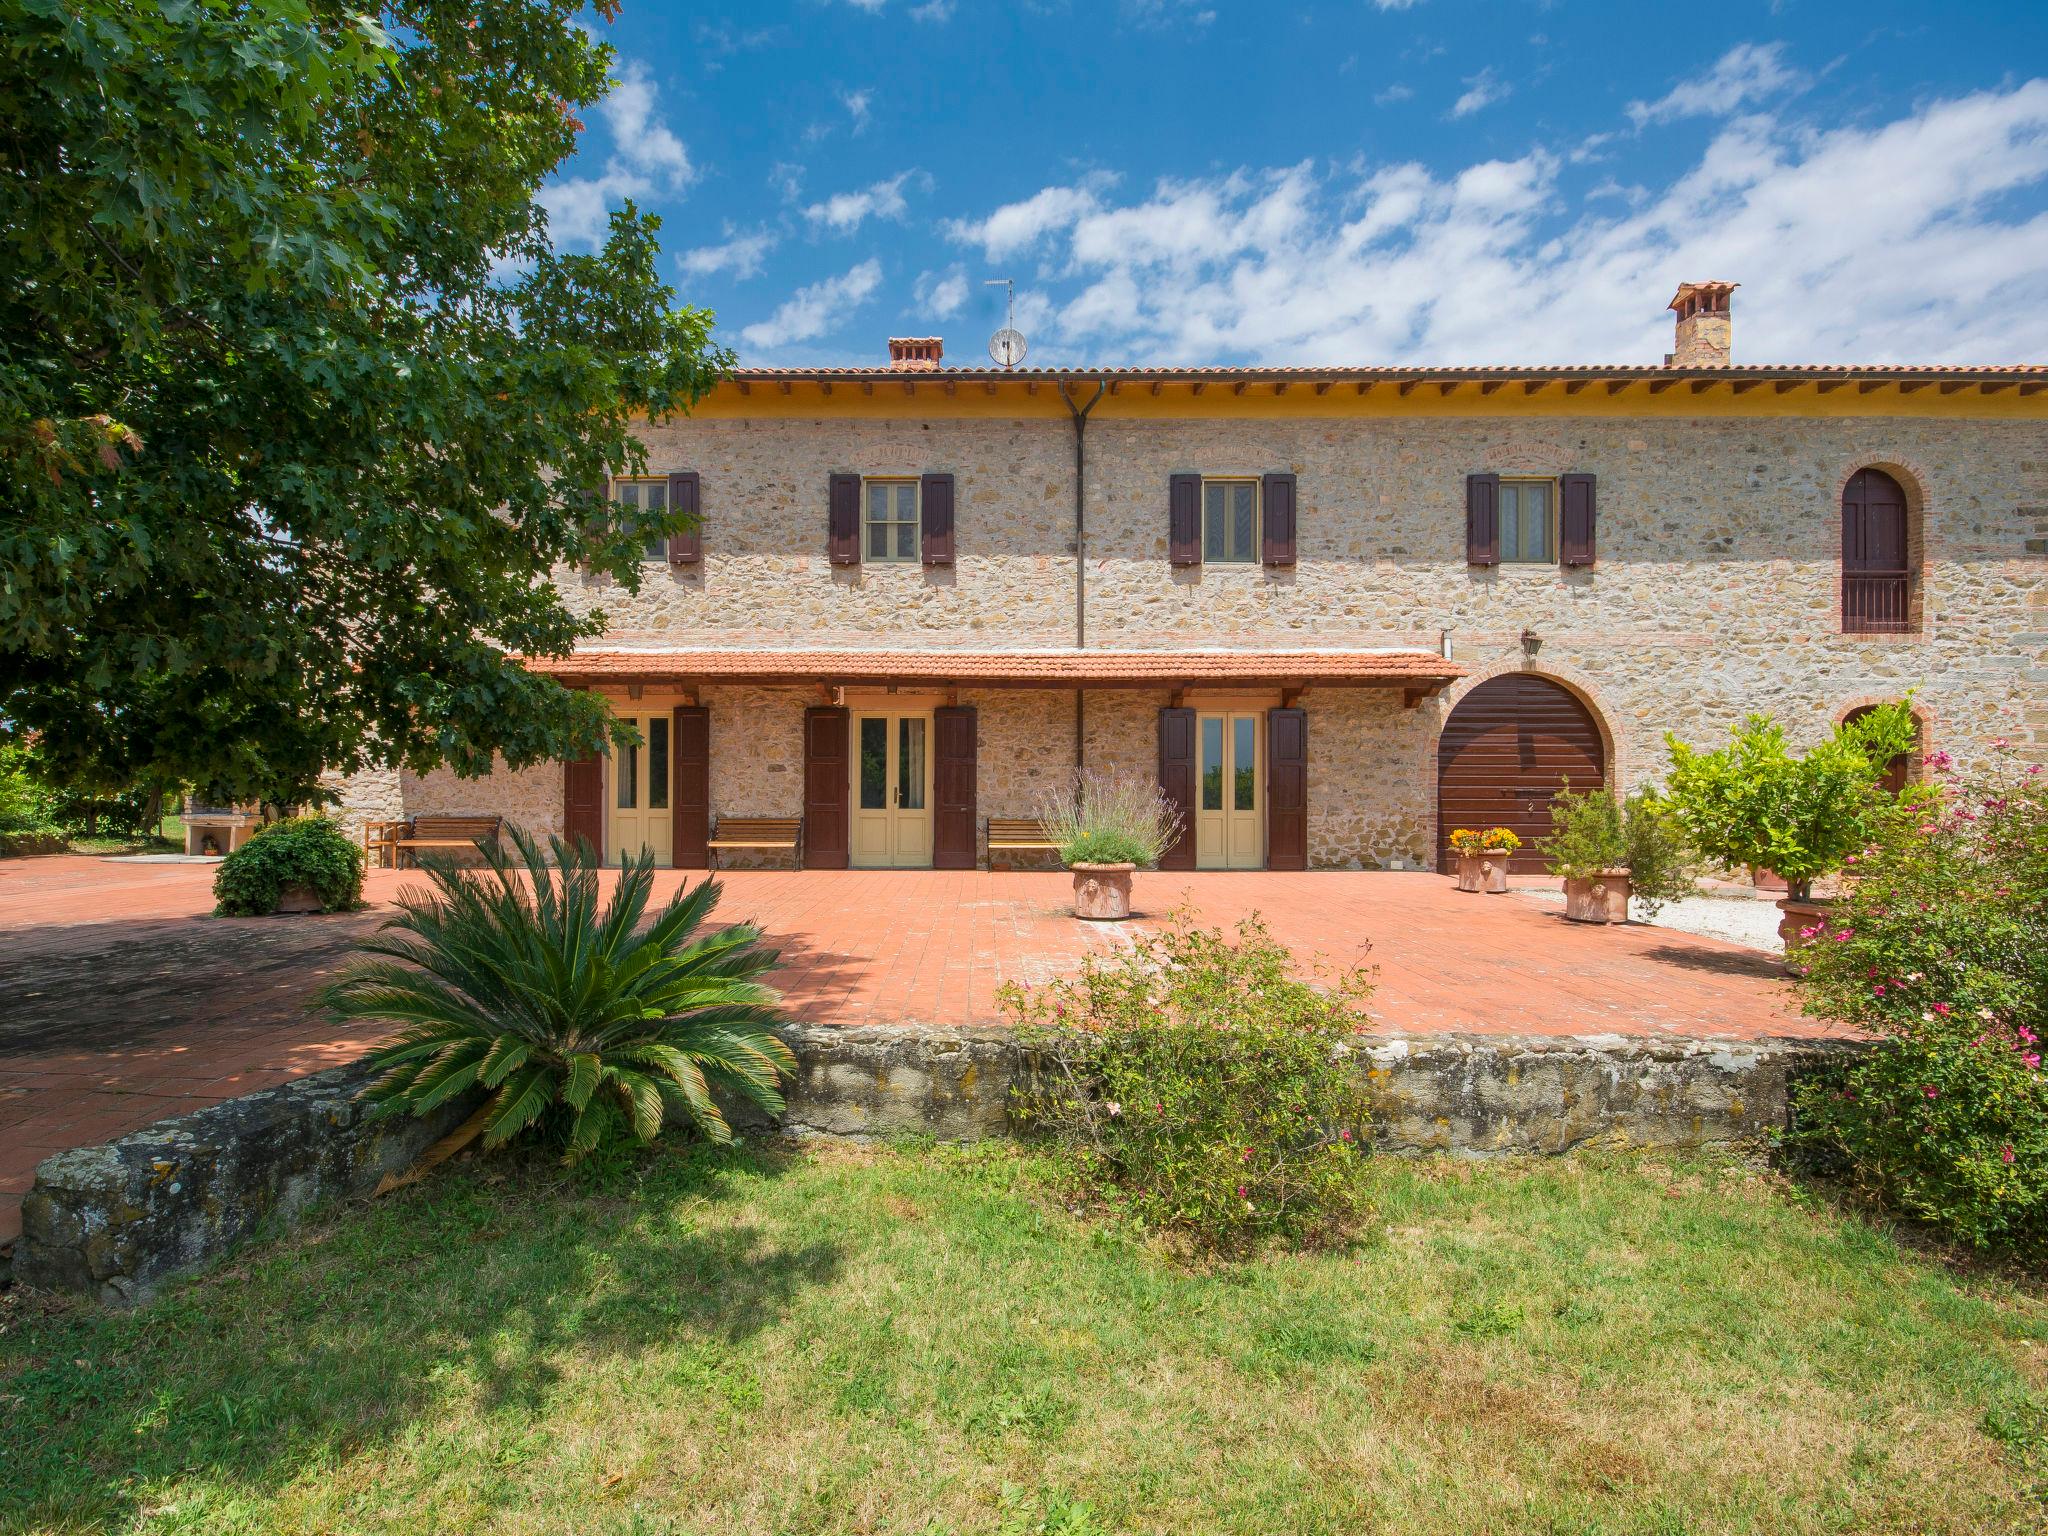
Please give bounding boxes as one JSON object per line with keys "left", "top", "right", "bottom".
{"left": 611, "top": 476, "right": 669, "bottom": 561}
{"left": 1203, "top": 478, "right": 1259, "bottom": 564}
{"left": 864, "top": 477, "right": 920, "bottom": 563}
{"left": 1841, "top": 468, "right": 1912, "bottom": 634}
{"left": 1499, "top": 478, "right": 1554, "bottom": 563}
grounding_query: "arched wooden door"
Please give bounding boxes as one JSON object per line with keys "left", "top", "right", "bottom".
{"left": 1436, "top": 675, "right": 1606, "bottom": 873}
{"left": 1841, "top": 469, "right": 1910, "bottom": 633}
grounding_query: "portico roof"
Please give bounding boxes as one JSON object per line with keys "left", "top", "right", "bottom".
{"left": 523, "top": 648, "right": 1465, "bottom": 694}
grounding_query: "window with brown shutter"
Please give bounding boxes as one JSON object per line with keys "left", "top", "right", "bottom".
{"left": 921, "top": 472, "right": 955, "bottom": 566}
{"left": 1466, "top": 473, "right": 1501, "bottom": 565}
{"left": 1261, "top": 472, "right": 1297, "bottom": 567}
{"left": 667, "top": 471, "right": 701, "bottom": 565}
{"left": 1169, "top": 474, "right": 1202, "bottom": 566}
{"left": 1560, "top": 473, "right": 1596, "bottom": 567}
{"left": 827, "top": 473, "right": 861, "bottom": 565}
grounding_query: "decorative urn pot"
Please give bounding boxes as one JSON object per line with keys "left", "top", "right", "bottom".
{"left": 1454, "top": 852, "right": 1487, "bottom": 893}
{"left": 1480, "top": 854, "right": 1510, "bottom": 894}
{"left": 272, "top": 883, "right": 325, "bottom": 915}
{"left": 1775, "top": 897, "right": 1832, "bottom": 950}
{"left": 1564, "top": 869, "right": 1633, "bottom": 924}
{"left": 1071, "top": 863, "right": 1137, "bottom": 921}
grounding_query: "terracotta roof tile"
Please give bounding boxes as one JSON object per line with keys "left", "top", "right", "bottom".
{"left": 522, "top": 648, "right": 1465, "bottom": 688}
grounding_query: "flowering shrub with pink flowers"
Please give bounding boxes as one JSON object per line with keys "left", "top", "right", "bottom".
{"left": 1786, "top": 746, "right": 2048, "bottom": 1255}
{"left": 1002, "top": 909, "right": 1375, "bottom": 1258}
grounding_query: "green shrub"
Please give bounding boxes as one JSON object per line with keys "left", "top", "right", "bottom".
{"left": 212, "top": 815, "right": 364, "bottom": 914}
{"left": 1785, "top": 748, "right": 2048, "bottom": 1256}
{"left": 0, "top": 745, "right": 62, "bottom": 843}
{"left": 325, "top": 825, "right": 793, "bottom": 1161}
{"left": 1542, "top": 781, "right": 1698, "bottom": 916}
{"left": 1003, "top": 909, "right": 1375, "bottom": 1258}
{"left": 1039, "top": 769, "right": 1183, "bottom": 867}
{"left": 1664, "top": 703, "right": 1920, "bottom": 901}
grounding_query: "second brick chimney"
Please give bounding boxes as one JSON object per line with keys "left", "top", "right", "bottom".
{"left": 1665, "top": 282, "right": 1736, "bottom": 368}
{"left": 887, "top": 336, "right": 943, "bottom": 371}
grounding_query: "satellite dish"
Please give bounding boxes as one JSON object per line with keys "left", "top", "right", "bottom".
{"left": 989, "top": 327, "right": 1028, "bottom": 368}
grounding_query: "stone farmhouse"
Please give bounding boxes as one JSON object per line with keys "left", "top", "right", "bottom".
{"left": 335, "top": 284, "right": 2048, "bottom": 873}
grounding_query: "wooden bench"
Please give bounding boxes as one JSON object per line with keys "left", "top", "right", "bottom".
{"left": 706, "top": 816, "right": 802, "bottom": 870}
{"left": 374, "top": 815, "right": 504, "bottom": 869}
{"left": 987, "top": 818, "right": 1059, "bottom": 863}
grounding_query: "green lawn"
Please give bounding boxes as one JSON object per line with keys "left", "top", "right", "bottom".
{"left": 2, "top": 1144, "right": 2043, "bottom": 1535}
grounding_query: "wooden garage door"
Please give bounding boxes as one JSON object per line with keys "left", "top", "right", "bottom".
{"left": 1436, "top": 675, "right": 1605, "bottom": 873}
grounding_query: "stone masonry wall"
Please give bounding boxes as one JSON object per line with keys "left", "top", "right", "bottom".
{"left": 331, "top": 406, "right": 2048, "bottom": 868}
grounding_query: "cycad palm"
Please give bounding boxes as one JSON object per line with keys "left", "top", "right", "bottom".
{"left": 323, "top": 824, "right": 794, "bottom": 1161}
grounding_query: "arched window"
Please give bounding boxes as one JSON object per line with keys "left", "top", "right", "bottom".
{"left": 1841, "top": 468, "right": 1911, "bottom": 634}
{"left": 1843, "top": 703, "right": 1920, "bottom": 792}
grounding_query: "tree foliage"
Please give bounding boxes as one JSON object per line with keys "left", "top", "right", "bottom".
{"left": 1, "top": 0, "right": 729, "bottom": 803}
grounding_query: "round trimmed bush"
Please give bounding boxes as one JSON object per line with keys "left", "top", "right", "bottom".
{"left": 213, "top": 816, "right": 365, "bottom": 915}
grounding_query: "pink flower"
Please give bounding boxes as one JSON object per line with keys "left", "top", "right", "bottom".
{"left": 1339, "top": 1128, "right": 1353, "bottom": 1142}
{"left": 1923, "top": 1085, "right": 1940, "bottom": 1099}
{"left": 2003, "top": 1146, "right": 2016, "bottom": 1164}
{"left": 1932, "top": 1002, "right": 1952, "bottom": 1016}
{"left": 1873, "top": 984, "right": 1887, "bottom": 996}
{"left": 1236, "top": 1185, "right": 1247, "bottom": 1198}
{"left": 2025, "top": 1054, "right": 2042, "bottom": 1071}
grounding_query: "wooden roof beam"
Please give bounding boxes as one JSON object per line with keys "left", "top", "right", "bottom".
{"left": 1646, "top": 378, "right": 1679, "bottom": 394}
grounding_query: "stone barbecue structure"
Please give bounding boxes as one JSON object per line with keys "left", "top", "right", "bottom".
{"left": 332, "top": 285, "right": 2048, "bottom": 874}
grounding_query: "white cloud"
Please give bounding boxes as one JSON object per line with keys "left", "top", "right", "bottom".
{"left": 909, "top": 0, "right": 955, "bottom": 19}
{"left": 933, "top": 80, "right": 2048, "bottom": 367}
{"left": 1450, "top": 67, "right": 1509, "bottom": 119}
{"left": 678, "top": 228, "right": 777, "bottom": 280}
{"left": 804, "top": 170, "right": 922, "bottom": 232}
{"left": 915, "top": 267, "right": 970, "bottom": 317}
{"left": 1371, "top": 0, "right": 1425, "bottom": 9}
{"left": 945, "top": 178, "right": 1117, "bottom": 260}
{"left": 840, "top": 87, "right": 873, "bottom": 135}
{"left": 740, "top": 259, "right": 884, "bottom": 350}
{"left": 1628, "top": 42, "right": 1805, "bottom": 127}
{"left": 1374, "top": 83, "right": 1415, "bottom": 107}
{"left": 537, "top": 59, "right": 695, "bottom": 250}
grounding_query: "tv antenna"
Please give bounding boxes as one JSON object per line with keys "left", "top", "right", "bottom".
{"left": 985, "top": 277, "right": 1027, "bottom": 368}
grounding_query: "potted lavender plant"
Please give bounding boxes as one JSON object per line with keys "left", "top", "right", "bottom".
{"left": 1039, "top": 771, "right": 1184, "bottom": 920}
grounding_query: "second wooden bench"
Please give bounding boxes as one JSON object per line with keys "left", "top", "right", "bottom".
{"left": 706, "top": 815, "right": 803, "bottom": 870}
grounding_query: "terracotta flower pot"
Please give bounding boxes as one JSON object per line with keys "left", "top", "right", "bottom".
{"left": 1071, "top": 863, "right": 1136, "bottom": 921}
{"left": 272, "top": 883, "right": 325, "bottom": 915}
{"left": 1454, "top": 851, "right": 1486, "bottom": 892}
{"left": 1480, "top": 853, "right": 1511, "bottom": 893}
{"left": 1563, "top": 869, "right": 1632, "bottom": 924}
{"left": 1775, "top": 897, "right": 1832, "bottom": 950}
{"left": 1750, "top": 866, "right": 1789, "bottom": 893}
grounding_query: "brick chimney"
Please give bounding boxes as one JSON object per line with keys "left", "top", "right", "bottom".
{"left": 887, "top": 336, "right": 943, "bottom": 371}
{"left": 1665, "top": 282, "right": 1736, "bottom": 368}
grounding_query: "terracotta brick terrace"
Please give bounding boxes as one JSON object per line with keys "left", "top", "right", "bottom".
{"left": 0, "top": 855, "right": 1844, "bottom": 1246}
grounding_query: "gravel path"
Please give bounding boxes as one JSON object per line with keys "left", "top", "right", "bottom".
{"left": 1519, "top": 888, "right": 1786, "bottom": 953}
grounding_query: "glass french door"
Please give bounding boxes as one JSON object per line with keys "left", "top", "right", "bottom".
{"left": 850, "top": 712, "right": 933, "bottom": 868}
{"left": 1195, "top": 712, "right": 1263, "bottom": 869}
{"left": 607, "top": 712, "right": 673, "bottom": 867}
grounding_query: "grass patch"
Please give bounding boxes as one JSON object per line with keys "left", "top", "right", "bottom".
{"left": 2, "top": 1144, "right": 2045, "bottom": 1534}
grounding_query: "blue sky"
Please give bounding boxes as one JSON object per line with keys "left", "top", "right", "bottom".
{"left": 544, "top": 0, "right": 2048, "bottom": 368}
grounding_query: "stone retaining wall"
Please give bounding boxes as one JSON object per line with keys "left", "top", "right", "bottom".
{"left": 17, "top": 1026, "right": 1858, "bottom": 1303}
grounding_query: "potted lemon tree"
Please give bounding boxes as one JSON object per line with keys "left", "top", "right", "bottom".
{"left": 1664, "top": 704, "right": 1919, "bottom": 948}
{"left": 1040, "top": 771, "right": 1183, "bottom": 921}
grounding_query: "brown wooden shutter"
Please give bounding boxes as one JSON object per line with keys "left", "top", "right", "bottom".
{"left": 667, "top": 471, "right": 702, "bottom": 566}
{"left": 1261, "top": 472, "right": 1297, "bottom": 567}
{"left": 921, "top": 472, "right": 955, "bottom": 566}
{"left": 1169, "top": 473, "right": 1202, "bottom": 566}
{"left": 564, "top": 751, "right": 604, "bottom": 863}
{"left": 1157, "top": 707, "right": 1196, "bottom": 870}
{"left": 672, "top": 704, "right": 709, "bottom": 868}
{"left": 1466, "top": 473, "right": 1500, "bottom": 566}
{"left": 828, "top": 473, "right": 861, "bottom": 566}
{"left": 1266, "top": 706, "right": 1307, "bottom": 871}
{"left": 802, "top": 706, "right": 849, "bottom": 868}
{"left": 932, "top": 704, "right": 977, "bottom": 868}
{"left": 1559, "top": 472, "right": 1596, "bottom": 567}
